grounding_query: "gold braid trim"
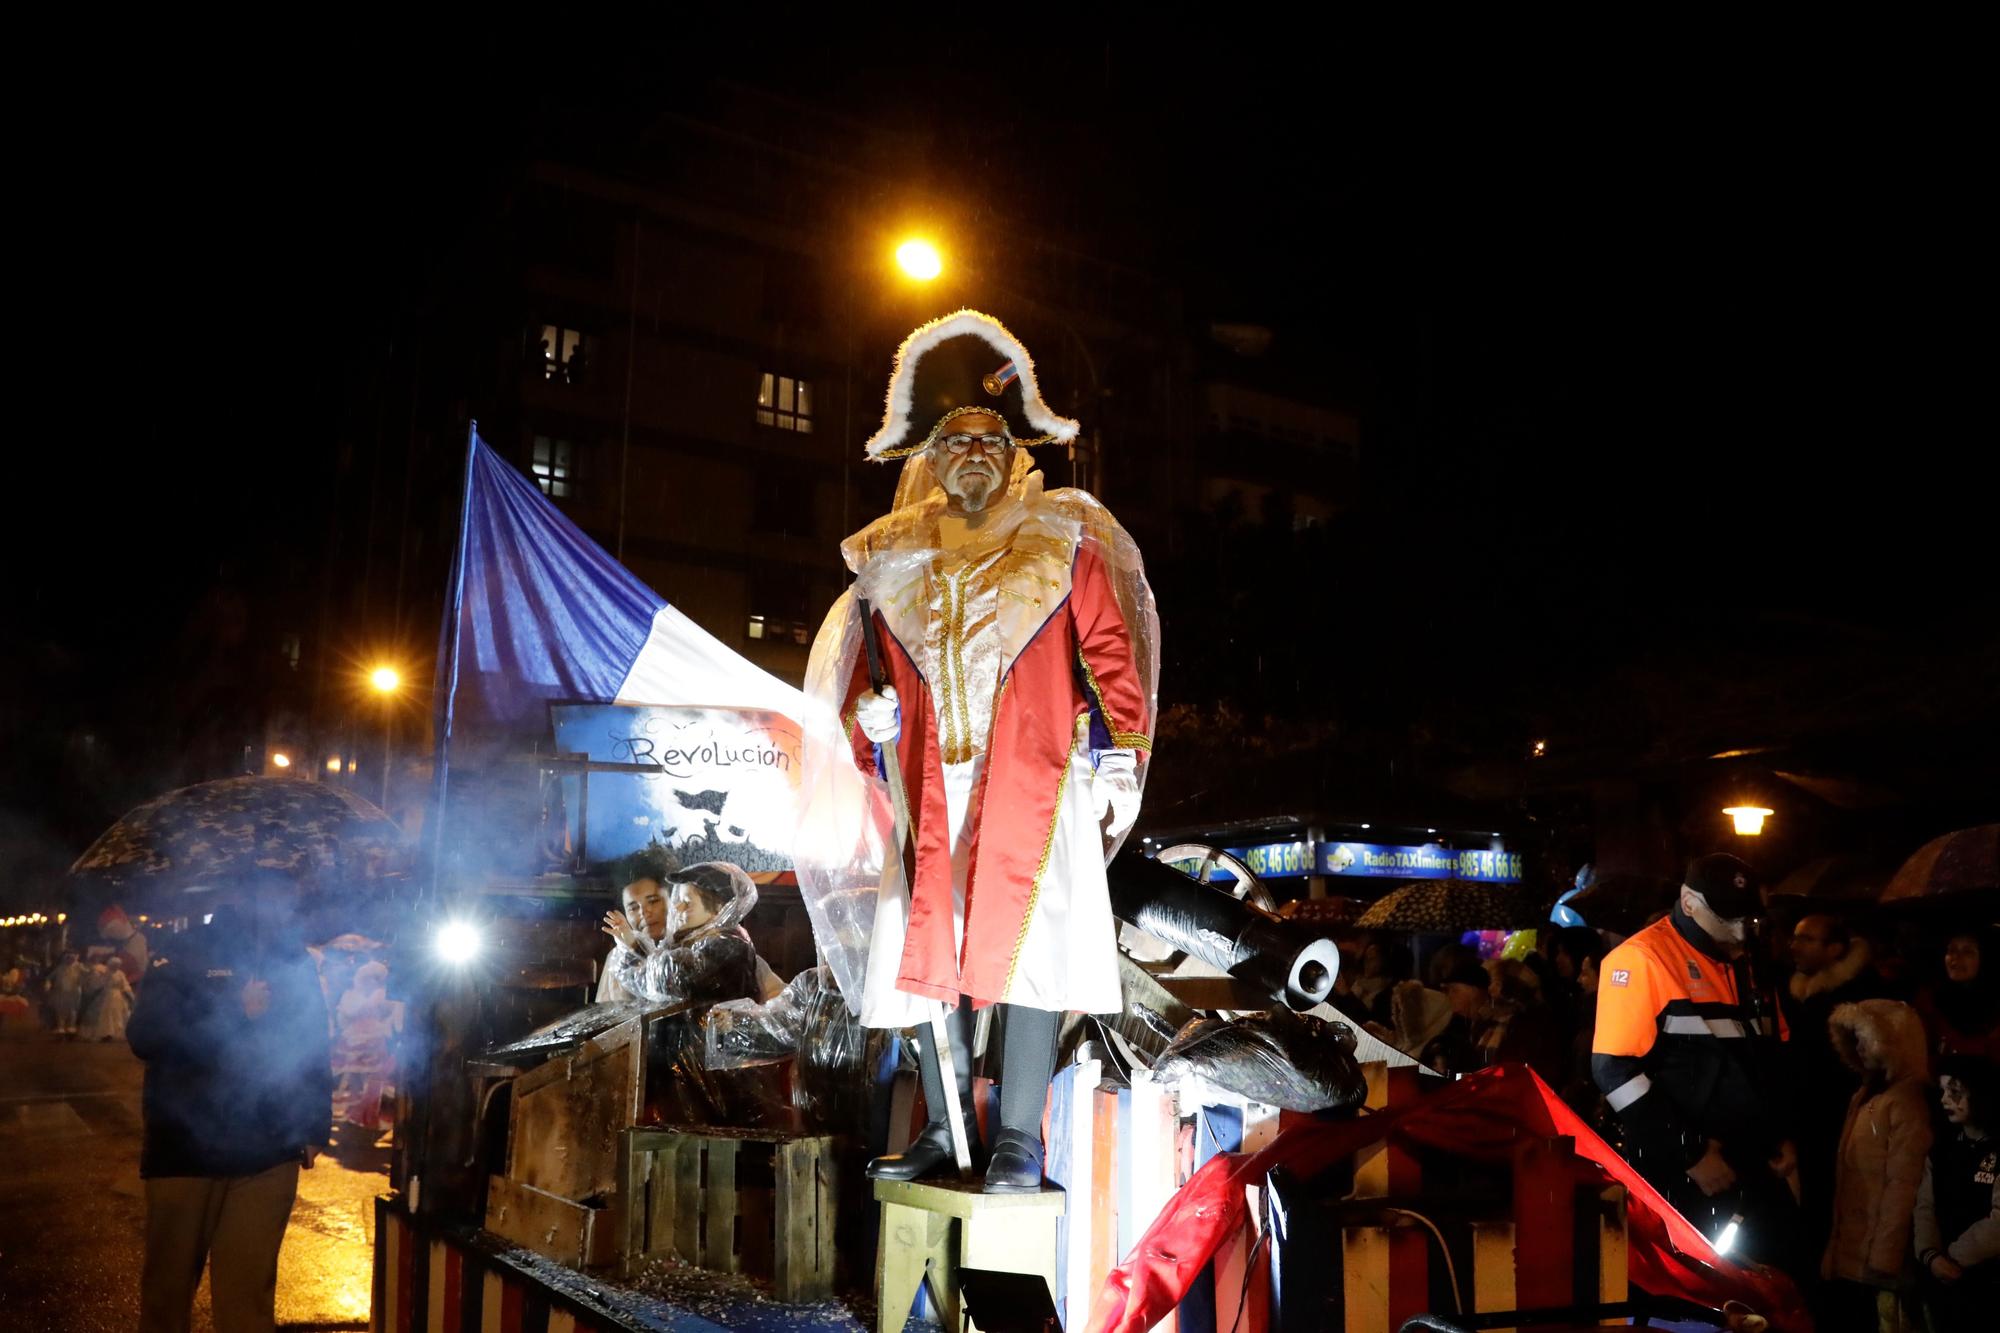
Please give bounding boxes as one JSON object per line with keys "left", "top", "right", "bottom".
{"left": 1078, "top": 649, "right": 1149, "bottom": 751}
{"left": 947, "top": 570, "right": 974, "bottom": 763}
{"left": 870, "top": 408, "right": 1057, "bottom": 460}
{"left": 934, "top": 573, "right": 958, "bottom": 765}
{"left": 1003, "top": 714, "right": 1086, "bottom": 997}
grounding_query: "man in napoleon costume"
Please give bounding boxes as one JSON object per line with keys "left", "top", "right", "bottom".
{"left": 799, "top": 310, "right": 1159, "bottom": 1191}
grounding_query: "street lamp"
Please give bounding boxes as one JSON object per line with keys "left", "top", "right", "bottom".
{"left": 895, "top": 238, "right": 943, "bottom": 281}
{"left": 368, "top": 665, "right": 401, "bottom": 809}
{"left": 271, "top": 752, "right": 292, "bottom": 770}
{"left": 1723, "top": 805, "right": 1774, "bottom": 836}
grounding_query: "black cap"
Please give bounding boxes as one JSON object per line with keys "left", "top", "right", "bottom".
{"left": 1684, "top": 853, "right": 1763, "bottom": 919}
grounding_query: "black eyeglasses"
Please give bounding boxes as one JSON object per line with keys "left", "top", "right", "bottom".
{"left": 937, "top": 432, "right": 1012, "bottom": 455}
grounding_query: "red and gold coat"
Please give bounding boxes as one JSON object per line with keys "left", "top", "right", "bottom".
{"left": 812, "top": 476, "right": 1156, "bottom": 1024}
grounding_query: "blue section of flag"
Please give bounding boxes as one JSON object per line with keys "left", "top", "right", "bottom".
{"left": 450, "top": 433, "right": 666, "bottom": 727}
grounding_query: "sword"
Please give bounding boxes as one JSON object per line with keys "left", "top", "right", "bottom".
{"left": 858, "top": 596, "right": 973, "bottom": 1178}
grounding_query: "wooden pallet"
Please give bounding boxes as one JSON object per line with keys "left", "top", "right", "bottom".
{"left": 620, "top": 1126, "right": 837, "bottom": 1302}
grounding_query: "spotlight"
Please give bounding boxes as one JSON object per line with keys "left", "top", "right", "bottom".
{"left": 434, "top": 919, "right": 482, "bottom": 965}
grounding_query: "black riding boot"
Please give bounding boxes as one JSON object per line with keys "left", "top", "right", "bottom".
{"left": 866, "top": 999, "right": 976, "bottom": 1181}
{"left": 983, "top": 1003, "right": 1059, "bottom": 1192}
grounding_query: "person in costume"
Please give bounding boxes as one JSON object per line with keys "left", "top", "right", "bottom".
{"left": 81, "top": 960, "right": 136, "bottom": 1041}
{"left": 596, "top": 874, "right": 672, "bottom": 1004}
{"left": 98, "top": 903, "right": 150, "bottom": 986}
{"left": 603, "top": 861, "right": 784, "bottom": 1123}
{"left": 798, "top": 310, "right": 1158, "bottom": 1192}
{"left": 47, "top": 950, "right": 86, "bottom": 1037}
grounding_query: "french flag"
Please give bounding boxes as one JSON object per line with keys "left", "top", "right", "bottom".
{"left": 435, "top": 430, "right": 806, "bottom": 733}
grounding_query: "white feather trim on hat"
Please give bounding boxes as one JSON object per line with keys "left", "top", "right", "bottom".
{"left": 865, "top": 309, "right": 1080, "bottom": 459}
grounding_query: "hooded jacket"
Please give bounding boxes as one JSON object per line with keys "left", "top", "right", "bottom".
{"left": 126, "top": 909, "right": 333, "bottom": 1178}
{"left": 1823, "top": 999, "right": 1933, "bottom": 1284}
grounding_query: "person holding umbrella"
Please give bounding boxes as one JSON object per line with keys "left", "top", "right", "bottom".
{"left": 127, "top": 878, "right": 332, "bottom": 1333}
{"left": 1914, "top": 928, "right": 2000, "bottom": 1064}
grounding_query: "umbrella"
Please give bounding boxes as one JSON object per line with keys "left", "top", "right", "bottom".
{"left": 1768, "top": 855, "right": 1897, "bottom": 904}
{"left": 1880, "top": 824, "right": 2000, "bottom": 904}
{"left": 1355, "top": 880, "right": 1549, "bottom": 932}
{"left": 70, "top": 776, "right": 407, "bottom": 890}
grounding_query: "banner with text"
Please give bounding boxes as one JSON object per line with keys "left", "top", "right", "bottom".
{"left": 550, "top": 704, "right": 801, "bottom": 873}
{"left": 1164, "top": 840, "right": 1522, "bottom": 884}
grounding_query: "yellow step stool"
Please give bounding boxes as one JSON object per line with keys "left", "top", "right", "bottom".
{"left": 873, "top": 1176, "right": 1065, "bottom": 1333}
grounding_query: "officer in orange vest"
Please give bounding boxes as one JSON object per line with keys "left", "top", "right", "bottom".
{"left": 1593, "top": 854, "right": 1801, "bottom": 1269}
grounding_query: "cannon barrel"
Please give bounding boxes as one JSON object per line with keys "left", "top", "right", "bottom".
{"left": 1106, "top": 852, "right": 1340, "bottom": 1010}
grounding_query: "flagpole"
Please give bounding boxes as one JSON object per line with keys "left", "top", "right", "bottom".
{"left": 426, "top": 420, "right": 479, "bottom": 906}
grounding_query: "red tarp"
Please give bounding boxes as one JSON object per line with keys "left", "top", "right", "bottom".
{"left": 1087, "top": 1063, "right": 1810, "bottom": 1333}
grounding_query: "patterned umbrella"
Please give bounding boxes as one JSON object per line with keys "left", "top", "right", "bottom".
{"left": 1355, "top": 879, "right": 1550, "bottom": 932}
{"left": 1879, "top": 824, "right": 2000, "bottom": 903}
{"left": 70, "top": 776, "right": 407, "bottom": 890}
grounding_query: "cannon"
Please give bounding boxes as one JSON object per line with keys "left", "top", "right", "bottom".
{"left": 1107, "top": 850, "right": 1341, "bottom": 1009}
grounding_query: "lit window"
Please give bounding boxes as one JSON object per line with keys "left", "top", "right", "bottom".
{"left": 534, "top": 325, "right": 590, "bottom": 384}
{"left": 747, "top": 572, "right": 812, "bottom": 645}
{"left": 532, "top": 436, "right": 572, "bottom": 499}
{"left": 756, "top": 372, "right": 813, "bottom": 433}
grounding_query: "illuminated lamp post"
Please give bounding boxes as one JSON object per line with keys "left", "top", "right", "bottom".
{"left": 369, "top": 666, "right": 402, "bottom": 809}
{"left": 1723, "top": 805, "right": 1774, "bottom": 836}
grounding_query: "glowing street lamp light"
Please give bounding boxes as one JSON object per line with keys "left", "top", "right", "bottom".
{"left": 1723, "top": 805, "right": 1774, "bottom": 836}
{"left": 367, "top": 664, "right": 402, "bottom": 807}
{"left": 896, "top": 239, "right": 943, "bottom": 281}
{"left": 271, "top": 752, "right": 292, "bottom": 769}
{"left": 326, "top": 756, "right": 343, "bottom": 773}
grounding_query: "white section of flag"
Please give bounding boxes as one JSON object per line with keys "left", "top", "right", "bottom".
{"left": 614, "top": 605, "right": 808, "bottom": 720}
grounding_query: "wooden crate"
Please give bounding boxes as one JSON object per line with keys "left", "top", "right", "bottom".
{"left": 485, "top": 1173, "right": 621, "bottom": 1270}
{"left": 505, "top": 1011, "right": 646, "bottom": 1203}
{"left": 621, "top": 1126, "right": 837, "bottom": 1302}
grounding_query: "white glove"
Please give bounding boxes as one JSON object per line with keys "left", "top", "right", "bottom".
{"left": 1093, "top": 749, "right": 1141, "bottom": 840}
{"left": 855, "top": 687, "right": 901, "bottom": 744}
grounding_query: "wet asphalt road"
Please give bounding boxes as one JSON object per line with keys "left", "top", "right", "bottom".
{"left": 0, "top": 1015, "right": 384, "bottom": 1332}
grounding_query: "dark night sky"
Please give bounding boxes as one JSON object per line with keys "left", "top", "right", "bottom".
{"left": 15, "top": 35, "right": 1994, "bottom": 871}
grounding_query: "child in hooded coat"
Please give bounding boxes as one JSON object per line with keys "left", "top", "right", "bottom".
{"left": 1823, "top": 998, "right": 1933, "bottom": 1333}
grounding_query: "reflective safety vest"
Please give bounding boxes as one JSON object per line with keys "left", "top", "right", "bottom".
{"left": 1593, "top": 913, "right": 1786, "bottom": 1172}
